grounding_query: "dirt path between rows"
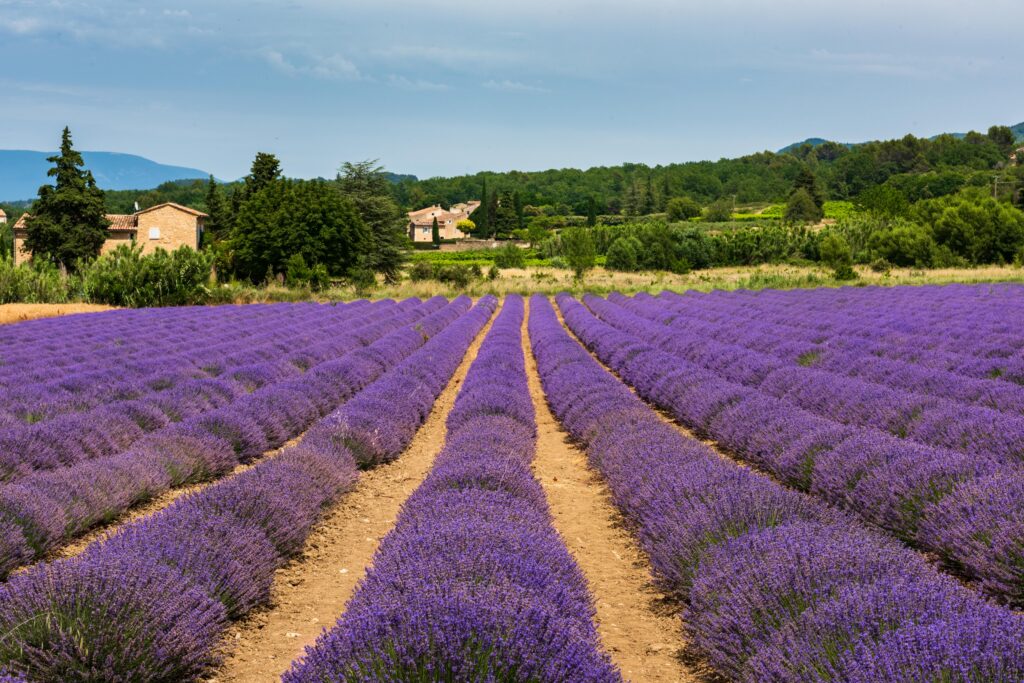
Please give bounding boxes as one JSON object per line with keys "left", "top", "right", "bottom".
{"left": 523, "top": 300, "right": 699, "bottom": 683}
{"left": 0, "top": 303, "right": 114, "bottom": 325}
{"left": 208, "top": 304, "right": 499, "bottom": 683}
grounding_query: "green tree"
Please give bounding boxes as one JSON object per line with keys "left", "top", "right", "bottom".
{"left": 244, "top": 152, "right": 283, "bottom": 198}
{"left": 785, "top": 188, "right": 824, "bottom": 224}
{"left": 337, "top": 160, "right": 408, "bottom": 283}
{"left": 23, "top": 127, "right": 110, "bottom": 271}
{"left": 988, "top": 126, "right": 1017, "bottom": 155}
{"left": 793, "top": 165, "right": 825, "bottom": 209}
{"left": 527, "top": 222, "right": 551, "bottom": 247}
{"left": 493, "top": 191, "right": 519, "bottom": 239}
{"left": 704, "top": 199, "right": 733, "bottom": 222}
{"left": 561, "top": 227, "right": 596, "bottom": 279}
{"left": 431, "top": 216, "right": 441, "bottom": 247}
{"left": 586, "top": 196, "right": 598, "bottom": 227}
{"left": 203, "top": 176, "right": 230, "bottom": 242}
{"left": 818, "top": 231, "right": 856, "bottom": 279}
{"left": 476, "top": 177, "right": 490, "bottom": 235}
{"left": 856, "top": 185, "right": 909, "bottom": 218}
{"left": 605, "top": 236, "right": 641, "bottom": 271}
{"left": 666, "top": 197, "right": 702, "bottom": 221}
{"left": 230, "top": 179, "right": 371, "bottom": 282}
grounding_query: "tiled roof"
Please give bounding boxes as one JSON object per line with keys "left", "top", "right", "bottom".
{"left": 106, "top": 214, "right": 137, "bottom": 230}
{"left": 12, "top": 203, "right": 206, "bottom": 232}
{"left": 0, "top": 209, "right": 6, "bottom": 218}
{"left": 136, "top": 202, "right": 207, "bottom": 217}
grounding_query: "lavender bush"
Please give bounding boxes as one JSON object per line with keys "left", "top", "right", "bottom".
{"left": 286, "top": 296, "right": 620, "bottom": 682}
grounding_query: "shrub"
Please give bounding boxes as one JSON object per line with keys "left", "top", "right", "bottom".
{"left": 0, "top": 258, "right": 77, "bottom": 303}
{"left": 819, "top": 232, "right": 857, "bottom": 280}
{"left": 493, "top": 243, "right": 526, "bottom": 269}
{"left": 605, "top": 236, "right": 641, "bottom": 272}
{"left": 409, "top": 261, "right": 434, "bottom": 281}
{"left": 785, "top": 188, "right": 824, "bottom": 224}
{"left": 284, "top": 254, "right": 329, "bottom": 291}
{"left": 560, "top": 227, "right": 597, "bottom": 279}
{"left": 704, "top": 199, "right": 733, "bottom": 222}
{"left": 666, "top": 197, "right": 702, "bottom": 222}
{"left": 82, "top": 244, "right": 213, "bottom": 307}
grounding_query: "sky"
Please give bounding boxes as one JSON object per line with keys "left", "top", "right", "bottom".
{"left": 1, "top": 0, "right": 1022, "bottom": 180}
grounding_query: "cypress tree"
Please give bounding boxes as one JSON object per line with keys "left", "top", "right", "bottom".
{"left": 586, "top": 196, "right": 598, "bottom": 227}
{"left": 477, "top": 177, "right": 489, "bottom": 235}
{"left": 23, "top": 127, "right": 109, "bottom": 271}
{"left": 204, "top": 176, "right": 229, "bottom": 242}
{"left": 431, "top": 216, "right": 441, "bottom": 247}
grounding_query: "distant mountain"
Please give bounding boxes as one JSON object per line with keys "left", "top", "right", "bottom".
{"left": 0, "top": 150, "right": 212, "bottom": 202}
{"left": 778, "top": 121, "right": 1024, "bottom": 155}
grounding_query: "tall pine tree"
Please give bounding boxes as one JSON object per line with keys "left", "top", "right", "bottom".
{"left": 203, "top": 176, "right": 229, "bottom": 243}
{"left": 476, "top": 177, "right": 489, "bottom": 236}
{"left": 23, "top": 127, "right": 109, "bottom": 271}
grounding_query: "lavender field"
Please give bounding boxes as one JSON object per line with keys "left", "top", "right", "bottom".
{"left": 0, "top": 286, "right": 1022, "bottom": 682}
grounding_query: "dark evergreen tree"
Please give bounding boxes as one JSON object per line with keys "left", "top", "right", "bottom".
{"left": 586, "top": 196, "right": 598, "bottom": 226}
{"left": 785, "top": 188, "right": 824, "bottom": 223}
{"left": 230, "top": 179, "right": 371, "bottom": 282}
{"left": 492, "top": 191, "right": 519, "bottom": 239}
{"left": 475, "top": 177, "right": 489, "bottom": 236}
{"left": 431, "top": 216, "right": 441, "bottom": 246}
{"left": 792, "top": 165, "right": 825, "bottom": 209}
{"left": 486, "top": 190, "right": 499, "bottom": 238}
{"left": 660, "top": 174, "right": 672, "bottom": 211}
{"left": 513, "top": 191, "right": 524, "bottom": 230}
{"left": 642, "top": 175, "right": 657, "bottom": 215}
{"left": 23, "top": 127, "right": 109, "bottom": 271}
{"left": 337, "top": 160, "right": 408, "bottom": 282}
{"left": 244, "top": 152, "right": 283, "bottom": 197}
{"left": 203, "top": 176, "right": 230, "bottom": 242}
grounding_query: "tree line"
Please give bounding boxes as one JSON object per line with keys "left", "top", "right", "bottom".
{"left": 7, "top": 129, "right": 409, "bottom": 297}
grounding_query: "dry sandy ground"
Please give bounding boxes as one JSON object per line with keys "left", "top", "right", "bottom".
{"left": 522, "top": 302, "right": 698, "bottom": 682}
{"left": 208, "top": 304, "right": 499, "bottom": 683}
{"left": 0, "top": 303, "right": 113, "bottom": 324}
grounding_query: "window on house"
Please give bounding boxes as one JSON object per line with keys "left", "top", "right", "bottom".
{"left": 148, "top": 227, "right": 161, "bottom": 240}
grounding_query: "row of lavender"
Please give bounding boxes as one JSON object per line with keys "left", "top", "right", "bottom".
{"left": 286, "top": 296, "right": 620, "bottom": 682}
{"left": 0, "top": 296, "right": 495, "bottom": 682}
{"left": 0, "top": 302, "right": 378, "bottom": 425}
{"left": 658, "top": 284, "right": 1024, "bottom": 383}
{"left": 0, "top": 297, "right": 451, "bottom": 579}
{"left": 644, "top": 288, "right": 1024, "bottom": 416}
{"left": 608, "top": 292, "right": 1024, "bottom": 462}
{"left": 535, "top": 295, "right": 1024, "bottom": 682}
{"left": 585, "top": 292, "right": 1024, "bottom": 605}
{"left": 0, "top": 301, "right": 410, "bottom": 481}
{"left": 0, "top": 303, "right": 409, "bottom": 481}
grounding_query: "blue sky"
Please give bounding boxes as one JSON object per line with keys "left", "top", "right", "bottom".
{"left": 1, "top": 0, "right": 1022, "bottom": 180}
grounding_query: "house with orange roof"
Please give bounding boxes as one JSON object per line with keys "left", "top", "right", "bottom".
{"left": 407, "top": 201, "right": 480, "bottom": 243}
{"left": 11, "top": 202, "right": 207, "bottom": 266}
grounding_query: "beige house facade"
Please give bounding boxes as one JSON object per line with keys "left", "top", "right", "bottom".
{"left": 407, "top": 201, "right": 480, "bottom": 243}
{"left": 11, "top": 202, "right": 207, "bottom": 266}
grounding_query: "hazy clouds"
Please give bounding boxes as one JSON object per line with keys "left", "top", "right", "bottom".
{"left": 1, "top": 0, "right": 1020, "bottom": 178}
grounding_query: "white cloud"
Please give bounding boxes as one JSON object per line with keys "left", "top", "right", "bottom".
{"left": 4, "top": 17, "right": 43, "bottom": 34}
{"left": 387, "top": 75, "right": 450, "bottom": 91}
{"left": 262, "top": 50, "right": 362, "bottom": 81}
{"left": 483, "top": 79, "right": 548, "bottom": 94}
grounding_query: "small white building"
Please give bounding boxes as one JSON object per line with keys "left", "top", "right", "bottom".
{"left": 0, "top": 209, "right": 6, "bottom": 225}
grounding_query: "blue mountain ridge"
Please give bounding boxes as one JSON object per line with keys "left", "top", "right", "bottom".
{"left": 778, "top": 122, "right": 1024, "bottom": 155}
{"left": 0, "top": 150, "right": 211, "bottom": 202}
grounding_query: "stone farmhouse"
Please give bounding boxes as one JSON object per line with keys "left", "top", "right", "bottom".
{"left": 407, "top": 201, "right": 480, "bottom": 243}
{"left": 0, "top": 209, "right": 6, "bottom": 225}
{"left": 11, "top": 202, "right": 207, "bottom": 266}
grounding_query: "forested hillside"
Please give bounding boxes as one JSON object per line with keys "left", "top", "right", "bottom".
{"left": 393, "top": 125, "right": 1024, "bottom": 215}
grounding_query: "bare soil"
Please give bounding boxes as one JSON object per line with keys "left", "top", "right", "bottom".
{"left": 0, "top": 303, "right": 113, "bottom": 325}
{"left": 523, "top": 300, "right": 699, "bottom": 683}
{"left": 207, "top": 305, "right": 499, "bottom": 683}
